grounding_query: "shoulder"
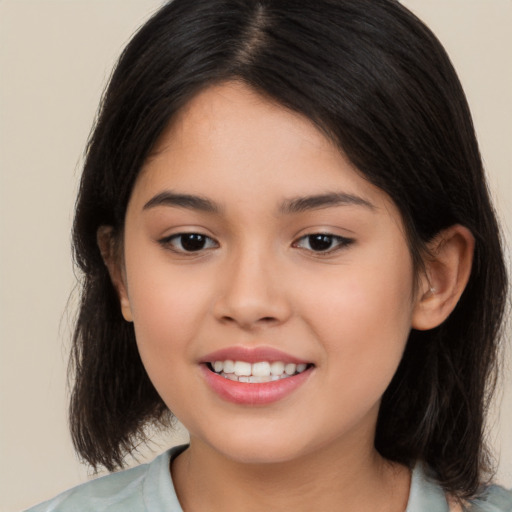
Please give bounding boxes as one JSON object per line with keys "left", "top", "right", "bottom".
{"left": 408, "top": 463, "right": 512, "bottom": 512}
{"left": 23, "top": 463, "right": 150, "bottom": 512}
{"left": 23, "top": 446, "right": 187, "bottom": 512}
{"left": 466, "top": 485, "right": 512, "bottom": 512}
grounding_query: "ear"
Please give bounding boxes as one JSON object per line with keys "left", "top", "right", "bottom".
{"left": 97, "top": 226, "right": 133, "bottom": 322}
{"left": 412, "top": 225, "right": 474, "bottom": 331}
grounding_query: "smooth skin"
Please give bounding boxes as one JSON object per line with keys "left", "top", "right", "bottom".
{"left": 99, "top": 81, "right": 474, "bottom": 512}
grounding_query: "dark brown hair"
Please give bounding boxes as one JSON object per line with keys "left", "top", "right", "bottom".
{"left": 70, "top": 0, "right": 507, "bottom": 499}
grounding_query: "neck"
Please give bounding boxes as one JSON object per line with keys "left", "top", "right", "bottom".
{"left": 171, "top": 435, "right": 410, "bottom": 512}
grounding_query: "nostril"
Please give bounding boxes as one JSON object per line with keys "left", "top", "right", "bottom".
{"left": 221, "top": 315, "right": 276, "bottom": 322}
{"left": 219, "top": 315, "right": 278, "bottom": 327}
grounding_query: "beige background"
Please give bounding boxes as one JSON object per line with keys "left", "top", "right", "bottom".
{"left": 0, "top": 1, "right": 510, "bottom": 510}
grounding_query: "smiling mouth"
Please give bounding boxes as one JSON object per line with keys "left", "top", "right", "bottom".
{"left": 206, "top": 360, "right": 313, "bottom": 383}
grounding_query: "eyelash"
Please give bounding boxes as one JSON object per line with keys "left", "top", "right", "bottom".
{"left": 159, "top": 233, "right": 218, "bottom": 253}
{"left": 292, "top": 234, "right": 354, "bottom": 254}
{"left": 159, "top": 232, "right": 354, "bottom": 255}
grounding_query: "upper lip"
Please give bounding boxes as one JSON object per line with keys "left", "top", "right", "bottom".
{"left": 200, "top": 346, "right": 311, "bottom": 365}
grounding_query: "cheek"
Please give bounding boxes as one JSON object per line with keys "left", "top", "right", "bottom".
{"left": 123, "top": 249, "right": 213, "bottom": 364}
{"left": 124, "top": 263, "right": 213, "bottom": 412}
{"left": 298, "top": 252, "right": 415, "bottom": 387}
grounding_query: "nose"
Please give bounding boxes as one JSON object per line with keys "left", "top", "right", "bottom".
{"left": 212, "top": 247, "right": 292, "bottom": 330}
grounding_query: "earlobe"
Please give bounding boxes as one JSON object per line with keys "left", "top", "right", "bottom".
{"left": 412, "top": 225, "right": 474, "bottom": 331}
{"left": 96, "top": 226, "right": 134, "bottom": 322}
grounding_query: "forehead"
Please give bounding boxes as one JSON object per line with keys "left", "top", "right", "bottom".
{"left": 148, "top": 81, "right": 337, "bottom": 168}
{"left": 132, "top": 81, "right": 398, "bottom": 220}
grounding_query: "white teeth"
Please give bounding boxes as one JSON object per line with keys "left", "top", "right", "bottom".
{"left": 210, "top": 359, "right": 310, "bottom": 382}
{"left": 251, "top": 361, "right": 271, "bottom": 377}
{"left": 270, "top": 361, "right": 284, "bottom": 375}
{"left": 239, "top": 375, "right": 275, "bottom": 383}
{"left": 233, "top": 361, "right": 252, "bottom": 376}
{"left": 223, "top": 360, "right": 235, "bottom": 374}
{"left": 284, "top": 363, "right": 296, "bottom": 375}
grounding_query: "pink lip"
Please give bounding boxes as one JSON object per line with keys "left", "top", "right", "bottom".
{"left": 200, "top": 346, "right": 310, "bottom": 364}
{"left": 200, "top": 364, "right": 313, "bottom": 405}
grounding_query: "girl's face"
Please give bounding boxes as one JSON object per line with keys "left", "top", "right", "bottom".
{"left": 119, "top": 82, "right": 422, "bottom": 464}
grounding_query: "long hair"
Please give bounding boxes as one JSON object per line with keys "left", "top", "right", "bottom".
{"left": 70, "top": 0, "right": 507, "bottom": 498}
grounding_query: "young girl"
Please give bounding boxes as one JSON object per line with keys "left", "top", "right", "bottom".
{"left": 26, "top": 0, "right": 511, "bottom": 510}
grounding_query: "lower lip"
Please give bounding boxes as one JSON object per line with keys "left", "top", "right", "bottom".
{"left": 200, "top": 365, "right": 313, "bottom": 405}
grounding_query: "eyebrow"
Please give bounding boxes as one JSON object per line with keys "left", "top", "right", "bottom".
{"left": 143, "top": 191, "right": 220, "bottom": 213}
{"left": 279, "top": 192, "right": 375, "bottom": 214}
{"left": 142, "top": 190, "right": 375, "bottom": 215}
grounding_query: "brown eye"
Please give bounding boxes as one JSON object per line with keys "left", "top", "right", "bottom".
{"left": 161, "top": 233, "right": 218, "bottom": 252}
{"left": 294, "top": 234, "right": 354, "bottom": 253}
{"left": 308, "top": 235, "right": 335, "bottom": 251}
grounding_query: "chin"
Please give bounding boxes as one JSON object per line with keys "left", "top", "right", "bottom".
{"left": 197, "top": 426, "right": 319, "bottom": 466}
{"left": 218, "top": 443, "right": 305, "bottom": 465}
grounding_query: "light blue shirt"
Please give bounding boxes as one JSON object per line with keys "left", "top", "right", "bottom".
{"left": 25, "top": 445, "right": 512, "bottom": 511}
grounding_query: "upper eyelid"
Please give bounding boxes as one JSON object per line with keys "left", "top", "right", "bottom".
{"left": 294, "top": 233, "right": 353, "bottom": 243}
{"left": 157, "top": 230, "right": 354, "bottom": 248}
{"left": 293, "top": 231, "right": 354, "bottom": 242}
{"left": 157, "top": 231, "right": 353, "bottom": 242}
{"left": 158, "top": 232, "right": 219, "bottom": 251}
{"left": 158, "top": 229, "right": 217, "bottom": 241}
{"left": 292, "top": 233, "right": 355, "bottom": 252}
{"left": 291, "top": 222, "right": 357, "bottom": 237}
